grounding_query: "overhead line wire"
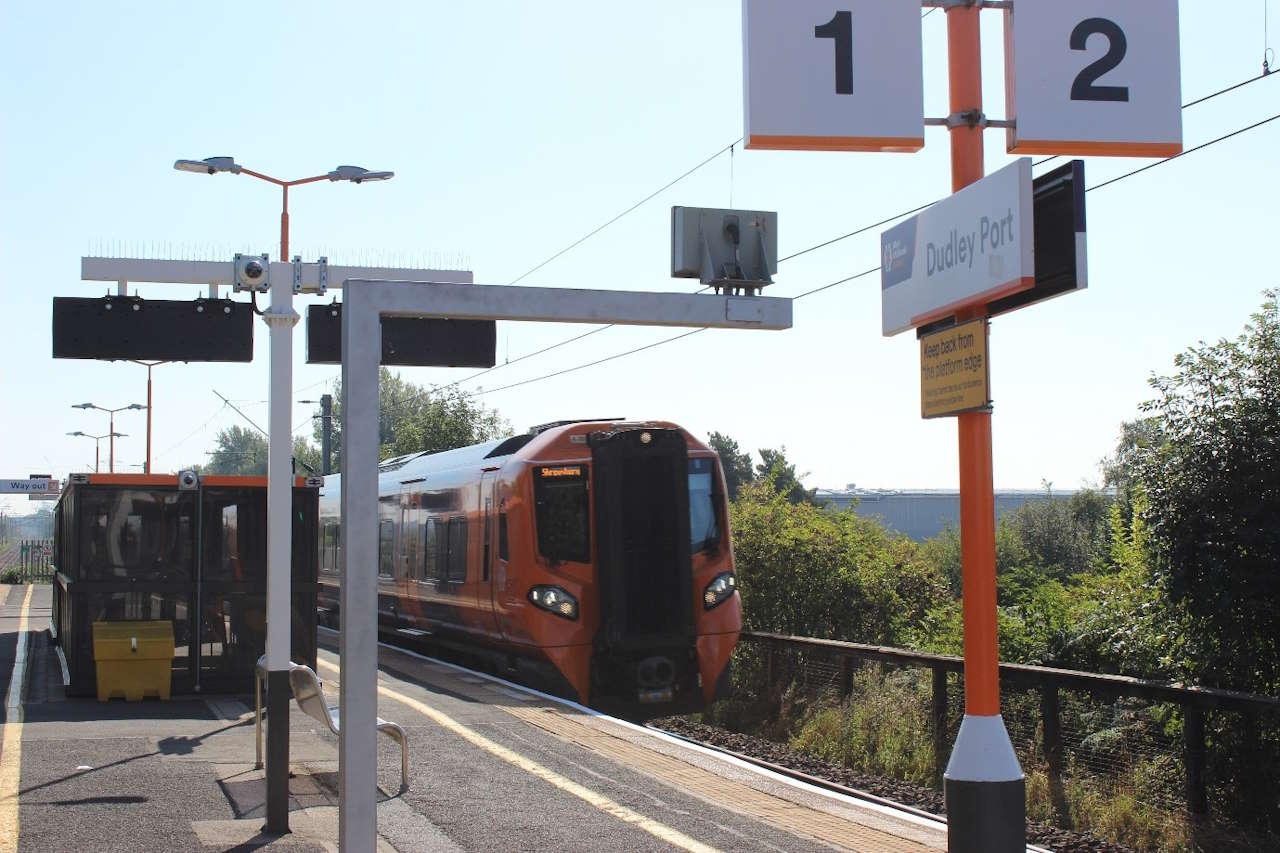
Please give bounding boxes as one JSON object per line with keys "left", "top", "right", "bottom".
{"left": 506, "top": 138, "right": 742, "bottom": 287}
{"left": 293, "top": 71, "right": 1276, "bottom": 409}
{"left": 468, "top": 107, "right": 1280, "bottom": 398}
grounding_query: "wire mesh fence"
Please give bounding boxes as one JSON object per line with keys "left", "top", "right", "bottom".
{"left": 727, "top": 633, "right": 1280, "bottom": 852}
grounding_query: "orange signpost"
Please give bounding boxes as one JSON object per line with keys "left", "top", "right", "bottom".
{"left": 741, "top": 1, "right": 1182, "bottom": 847}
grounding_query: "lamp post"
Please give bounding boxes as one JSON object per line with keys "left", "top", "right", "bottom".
{"left": 175, "top": 155, "right": 392, "bottom": 838}
{"left": 66, "top": 430, "right": 126, "bottom": 473}
{"left": 298, "top": 394, "right": 333, "bottom": 475}
{"left": 72, "top": 403, "right": 145, "bottom": 472}
{"left": 130, "top": 361, "right": 169, "bottom": 473}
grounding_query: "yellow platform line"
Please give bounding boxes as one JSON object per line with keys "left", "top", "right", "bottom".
{"left": 315, "top": 657, "right": 719, "bottom": 853}
{"left": 0, "top": 585, "right": 35, "bottom": 853}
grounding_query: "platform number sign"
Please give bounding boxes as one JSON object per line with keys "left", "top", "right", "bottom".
{"left": 1004, "top": 1, "right": 1182, "bottom": 157}
{"left": 743, "top": 0, "right": 923, "bottom": 152}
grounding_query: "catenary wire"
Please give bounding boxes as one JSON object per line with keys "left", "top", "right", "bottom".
{"left": 464, "top": 109, "right": 1280, "bottom": 398}
{"left": 293, "top": 71, "right": 1276, "bottom": 410}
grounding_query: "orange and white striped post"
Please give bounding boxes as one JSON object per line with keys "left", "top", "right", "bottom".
{"left": 942, "top": 5, "right": 1025, "bottom": 851}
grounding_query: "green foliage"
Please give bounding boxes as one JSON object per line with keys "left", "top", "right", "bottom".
{"left": 754, "top": 447, "right": 820, "bottom": 505}
{"left": 1136, "top": 290, "right": 1280, "bottom": 693}
{"left": 788, "top": 668, "right": 936, "bottom": 785}
{"left": 318, "top": 368, "right": 510, "bottom": 464}
{"left": 707, "top": 432, "right": 753, "bottom": 500}
{"left": 730, "top": 478, "right": 948, "bottom": 644}
{"left": 203, "top": 425, "right": 267, "bottom": 475}
{"left": 0, "top": 568, "right": 21, "bottom": 584}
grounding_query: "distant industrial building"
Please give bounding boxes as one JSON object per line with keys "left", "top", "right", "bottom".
{"left": 814, "top": 487, "right": 1073, "bottom": 542}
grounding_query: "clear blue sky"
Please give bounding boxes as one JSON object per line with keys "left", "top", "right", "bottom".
{"left": 2, "top": 1, "right": 1276, "bottom": 516}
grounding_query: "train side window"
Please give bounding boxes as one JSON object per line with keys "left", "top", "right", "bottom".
{"left": 417, "top": 520, "right": 428, "bottom": 581}
{"left": 498, "top": 512, "right": 509, "bottom": 561}
{"left": 378, "top": 520, "right": 395, "bottom": 578}
{"left": 447, "top": 516, "right": 467, "bottom": 582}
{"left": 424, "top": 518, "right": 438, "bottom": 581}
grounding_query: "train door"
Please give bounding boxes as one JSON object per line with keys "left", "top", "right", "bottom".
{"left": 479, "top": 470, "right": 503, "bottom": 639}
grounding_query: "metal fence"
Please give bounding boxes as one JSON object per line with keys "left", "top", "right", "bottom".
{"left": 1, "top": 538, "right": 54, "bottom": 584}
{"left": 736, "top": 632, "right": 1280, "bottom": 850}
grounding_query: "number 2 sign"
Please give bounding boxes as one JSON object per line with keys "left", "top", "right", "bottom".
{"left": 743, "top": 0, "right": 924, "bottom": 152}
{"left": 1004, "top": 1, "right": 1182, "bottom": 157}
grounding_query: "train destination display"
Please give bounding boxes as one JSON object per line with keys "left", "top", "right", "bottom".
{"left": 880, "top": 158, "right": 1035, "bottom": 336}
{"left": 919, "top": 319, "right": 990, "bottom": 419}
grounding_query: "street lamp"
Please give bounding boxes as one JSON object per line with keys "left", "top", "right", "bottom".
{"left": 172, "top": 156, "right": 393, "bottom": 259}
{"left": 72, "top": 403, "right": 145, "bottom": 473}
{"left": 67, "top": 430, "right": 127, "bottom": 474}
{"left": 175, "top": 155, "right": 392, "bottom": 837}
{"left": 129, "top": 361, "right": 170, "bottom": 473}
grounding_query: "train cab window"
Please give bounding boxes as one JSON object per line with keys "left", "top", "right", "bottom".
{"left": 498, "top": 512, "right": 509, "bottom": 561}
{"left": 533, "top": 465, "right": 589, "bottom": 563}
{"left": 378, "top": 520, "right": 395, "bottom": 578}
{"left": 446, "top": 517, "right": 467, "bottom": 582}
{"left": 688, "top": 457, "right": 721, "bottom": 553}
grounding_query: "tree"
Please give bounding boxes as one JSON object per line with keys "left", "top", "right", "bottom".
{"left": 1135, "top": 290, "right": 1280, "bottom": 693}
{"left": 316, "top": 368, "right": 511, "bottom": 465}
{"left": 204, "top": 426, "right": 267, "bottom": 475}
{"left": 755, "top": 447, "right": 819, "bottom": 505}
{"left": 707, "top": 432, "right": 754, "bottom": 500}
{"left": 730, "top": 477, "right": 948, "bottom": 643}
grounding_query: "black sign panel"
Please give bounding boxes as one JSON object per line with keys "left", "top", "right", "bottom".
{"left": 988, "top": 159, "right": 1086, "bottom": 318}
{"left": 918, "top": 159, "right": 1086, "bottom": 338}
{"left": 306, "top": 304, "right": 496, "bottom": 368}
{"left": 52, "top": 296, "right": 254, "bottom": 362}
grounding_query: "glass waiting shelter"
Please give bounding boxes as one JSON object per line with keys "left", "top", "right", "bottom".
{"left": 52, "top": 472, "right": 319, "bottom": 697}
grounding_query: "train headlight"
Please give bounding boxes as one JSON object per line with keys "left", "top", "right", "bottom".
{"left": 528, "top": 585, "right": 579, "bottom": 620}
{"left": 703, "top": 572, "right": 737, "bottom": 610}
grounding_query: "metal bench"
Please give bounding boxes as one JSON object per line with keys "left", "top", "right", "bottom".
{"left": 254, "top": 657, "right": 409, "bottom": 792}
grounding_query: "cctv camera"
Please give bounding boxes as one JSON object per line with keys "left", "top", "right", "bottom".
{"left": 178, "top": 469, "right": 199, "bottom": 490}
{"left": 234, "top": 253, "right": 271, "bottom": 293}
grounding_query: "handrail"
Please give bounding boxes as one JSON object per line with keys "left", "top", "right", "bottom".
{"left": 742, "top": 631, "right": 1280, "bottom": 714}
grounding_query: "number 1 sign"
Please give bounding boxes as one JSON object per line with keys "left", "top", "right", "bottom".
{"left": 743, "top": 0, "right": 924, "bottom": 152}
{"left": 1004, "top": 1, "right": 1182, "bottom": 157}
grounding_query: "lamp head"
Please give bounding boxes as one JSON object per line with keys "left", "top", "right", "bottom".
{"left": 328, "top": 165, "right": 394, "bottom": 184}
{"left": 174, "top": 156, "right": 242, "bottom": 175}
{"left": 72, "top": 402, "right": 95, "bottom": 410}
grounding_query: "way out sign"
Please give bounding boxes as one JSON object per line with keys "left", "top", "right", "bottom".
{"left": 743, "top": 0, "right": 923, "bottom": 152}
{"left": 1004, "top": 1, "right": 1182, "bottom": 156}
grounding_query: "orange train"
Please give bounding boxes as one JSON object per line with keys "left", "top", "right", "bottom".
{"left": 316, "top": 419, "right": 740, "bottom": 716}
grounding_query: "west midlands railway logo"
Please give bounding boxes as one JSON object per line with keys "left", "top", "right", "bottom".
{"left": 881, "top": 219, "right": 916, "bottom": 289}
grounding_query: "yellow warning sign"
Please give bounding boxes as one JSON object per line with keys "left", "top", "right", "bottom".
{"left": 920, "top": 319, "right": 990, "bottom": 418}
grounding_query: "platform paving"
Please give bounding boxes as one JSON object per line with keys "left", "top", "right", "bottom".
{"left": 0, "top": 584, "right": 950, "bottom": 851}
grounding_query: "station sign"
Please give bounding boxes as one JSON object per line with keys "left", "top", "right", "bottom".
{"left": 920, "top": 319, "right": 990, "bottom": 419}
{"left": 2, "top": 478, "right": 52, "bottom": 494}
{"left": 743, "top": 0, "right": 924, "bottom": 152}
{"left": 880, "top": 158, "right": 1034, "bottom": 337}
{"left": 1004, "top": 1, "right": 1182, "bottom": 156}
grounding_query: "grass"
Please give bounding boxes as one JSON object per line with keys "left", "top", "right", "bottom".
{"left": 708, "top": 657, "right": 1279, "bottom": 852}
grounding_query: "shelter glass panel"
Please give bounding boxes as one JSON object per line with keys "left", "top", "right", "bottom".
{"left": 78, "top": 489, "right": 195, "bottom": 582}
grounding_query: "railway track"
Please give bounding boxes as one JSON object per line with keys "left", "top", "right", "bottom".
{"left": 329, "top": 626, "right": 1128, "bottom": 852}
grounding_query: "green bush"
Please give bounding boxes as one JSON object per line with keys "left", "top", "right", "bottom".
{"left": 0, "top": 568, "right": 22, "bottom": 584}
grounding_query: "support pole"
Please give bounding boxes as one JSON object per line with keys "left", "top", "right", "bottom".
{"left": 145, "top": 366, "right": 153, "bottom": 474}
{"left": 320, "top": 394, "right": 333, "bottom": 476}
{"left": 339, "top": 283, "right": 381, "bottom": 851}
{"left": 108, "top": 412, "right": 115, "bottom": 473}
{"left": 941, "top": 5, "right": 1025, "bottom": 851}
{"left": 262, "top": 267, "right": 300, "bottom": 835}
